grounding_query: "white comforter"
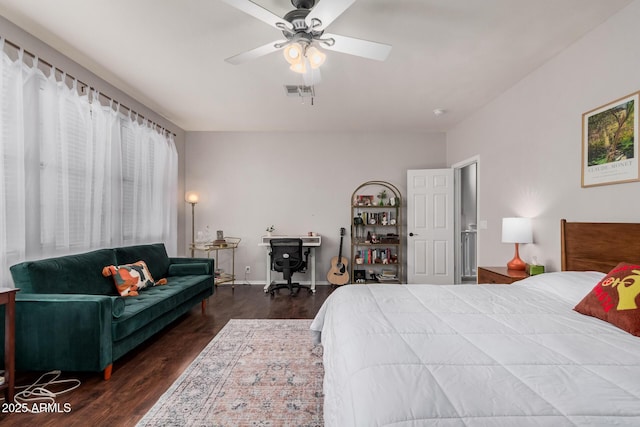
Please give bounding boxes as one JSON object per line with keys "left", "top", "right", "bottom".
{"left": 310, "top": 272, "right": 640, "bottom": 426}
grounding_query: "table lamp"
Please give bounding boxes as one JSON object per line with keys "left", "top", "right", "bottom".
{"left": 185, "top": 191, "right": 199, "bottom": 257}
{"left": 502, "top": 217, "right": 532, "bottom": 271}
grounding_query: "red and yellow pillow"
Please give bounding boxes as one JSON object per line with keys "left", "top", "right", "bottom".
{"left": 102, "top": 260, "right": 167, "bottom": 297}
{"left": 574, "top": 262, "right": 640, "bottom": 336}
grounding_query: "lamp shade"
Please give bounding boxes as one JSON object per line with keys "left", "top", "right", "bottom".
{"left": 283, "top": 43, "right": 303, "bottom": 64}
{"left": 185, "top": 191, "right": 199, "bottom": 204}
{"left": 501, "top": 217, "right": 532, "bottom": 244}
{"left": 306, "top": 46, "right": 326, "bottom": 69}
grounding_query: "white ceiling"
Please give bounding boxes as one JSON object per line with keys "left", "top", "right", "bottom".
{"left": 0, "top": 0, "right": 632, "bottom": 132}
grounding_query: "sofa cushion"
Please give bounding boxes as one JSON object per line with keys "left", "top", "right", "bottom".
{"left": 11, "top": 249, "right": 118, "bottom": 295}
{"left": 103, "top": 261, "right": 168, "bottom": 296}
{"left": 114, "top": 243, "right": 170, "bottom": 280}
{"left": 111, "top": 296, "right": 126, "bottom": 318}
{"left": 168, "top": 262, "right": 209, "bottom": 276}
{"left": 111, "top": 274, "right": 212, "bottom": 341}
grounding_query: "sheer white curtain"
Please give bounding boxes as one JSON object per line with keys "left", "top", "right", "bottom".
{"left": 120, "top": 117, "right": 177, "bottom": 252}
{"left": 0, "top": 39, "right": 178, "bottom": 287}
{"left": 1, "top": 42, "right": 28, "bottom": 287}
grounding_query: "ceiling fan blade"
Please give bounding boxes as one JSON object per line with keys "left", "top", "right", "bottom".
{"left": 305, "top": 0, "right": 356, "bottom": 31}
{"left": 320, "top": 33, "right": 392, "bottom": 61}
{"left": 222, "top": 0, "right": 293, "bottom": 31}
{"left": 225, "top": 40, "right": 287, "bottom": 65}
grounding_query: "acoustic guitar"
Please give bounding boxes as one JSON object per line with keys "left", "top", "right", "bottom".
{"left": 327, "top": 227, "right": 350, "bottom": 286}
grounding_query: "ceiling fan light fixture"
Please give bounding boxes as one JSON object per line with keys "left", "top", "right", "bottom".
{"left": 306, "top": 46, "right": 326, "bottom": 69}
{"left": 283, "top": 43, "right": 303, "bottom": 64}
{"left": 290, "top": 59, "right": 307, "bottom": 74}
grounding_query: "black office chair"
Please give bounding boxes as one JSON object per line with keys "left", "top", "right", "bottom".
{"left": 268, "top": 238, "right": 311, "bottom": 296}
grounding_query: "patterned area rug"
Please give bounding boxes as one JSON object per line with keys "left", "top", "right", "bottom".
{"left": 137, "top": 319, "right": 324, "bottom": 427}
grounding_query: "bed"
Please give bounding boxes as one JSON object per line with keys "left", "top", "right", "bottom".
{"left": 310, "top": 220, "right": 640, "bottom": 426}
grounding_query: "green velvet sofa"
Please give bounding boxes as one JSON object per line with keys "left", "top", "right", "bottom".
{"left": 4, "top": 243, "right": 214, "bottom": 379}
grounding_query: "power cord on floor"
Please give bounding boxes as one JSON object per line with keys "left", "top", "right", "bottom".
{"left": 0, "top": 370, "right": 81, "bottom": 413}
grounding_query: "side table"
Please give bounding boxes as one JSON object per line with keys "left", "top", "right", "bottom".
{"left": 477, "top": 266, "right": 529, "bottom": 284}
{"left": 0, "top": 288, "right": 19, "bottom": 402}
{"left": 191, "top": 237, "right": 240, "bottom": 288}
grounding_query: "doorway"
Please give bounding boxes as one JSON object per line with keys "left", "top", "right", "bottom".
{"left": 406, "top": 158, "right": 478, "bottom": 285}
{"left": 453, "top": 158, "right": 478, "bottom": 283}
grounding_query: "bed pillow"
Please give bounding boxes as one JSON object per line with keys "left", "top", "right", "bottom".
{"left": 574, "top": 262, "right": 640, "bottom": 336}
{"left": 102, "top": 260, "right": 167, "bottom": 297}
{"left": 515, "top": 271, "right": 605, "bottom": 305}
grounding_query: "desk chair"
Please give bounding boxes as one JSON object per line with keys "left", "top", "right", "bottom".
{"left": 268, "top": 238, "right": 311, "bottom": 296}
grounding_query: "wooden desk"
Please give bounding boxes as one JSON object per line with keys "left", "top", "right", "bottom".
{"left": 0, "top": 288, "right": 19, "bottom": 402}
{"left": 259, "top": 235, "right": 322, "bottom": 293}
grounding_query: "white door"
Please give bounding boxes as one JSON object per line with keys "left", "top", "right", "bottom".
{"left": 407, "top": 169, "right": 454, "bottom": 284}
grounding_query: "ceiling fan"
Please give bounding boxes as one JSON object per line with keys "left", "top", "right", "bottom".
{"left": 222, "top": 0, "right": 392, "bottom": 78}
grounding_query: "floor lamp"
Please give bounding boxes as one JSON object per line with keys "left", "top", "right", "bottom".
{"left": 502, "top": 217, "right": 532, "bottom": 271}
{"left": 185, "top": 191, "right": 199, "bottom": 257}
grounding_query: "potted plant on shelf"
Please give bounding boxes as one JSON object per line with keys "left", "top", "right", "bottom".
{"left": 377, "top": 189, "right": 387, "bottom": 206}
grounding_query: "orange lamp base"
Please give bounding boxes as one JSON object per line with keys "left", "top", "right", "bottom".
{"left": 507, "top": 243, "right": 527, "bottom": 271}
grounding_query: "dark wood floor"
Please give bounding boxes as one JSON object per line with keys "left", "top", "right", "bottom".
{"left": 0, "top": 284, "right": 334, "bottom": 426}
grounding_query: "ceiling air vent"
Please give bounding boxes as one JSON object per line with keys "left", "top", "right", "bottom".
{"left": 284, "top": 85, "right": 315, "bottom": 98}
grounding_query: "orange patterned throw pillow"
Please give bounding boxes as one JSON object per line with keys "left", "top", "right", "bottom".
{"left": 102, "top": 260, "right": 167, "bottom": 297}
{"left": 574, "top": 262, "right": 640, "bottom": 336}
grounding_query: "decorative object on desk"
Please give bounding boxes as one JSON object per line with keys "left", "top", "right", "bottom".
{"left": 266, "top": 225, "right": 275, "bottom": 236}
{"left": 582, "top": 91, "right": 639, "bottom": 188}
{"left": 185, "top": 191, "right": 199, "bottom": 257}
{"left": 502, "top": 217, "right": 533, "bottom": 271}
{"left": 327, "top": 227, "right": 349, "bottom": 286}
{"left": 377, "top": 189, "right": 387, "bottom": 206}
{"left": 217, "top": 230, "right": 224, "bottom": 240}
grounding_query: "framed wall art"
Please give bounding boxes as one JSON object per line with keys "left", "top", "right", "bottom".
{"left": 582, "top": 91, "right": 639, "bottom": 187}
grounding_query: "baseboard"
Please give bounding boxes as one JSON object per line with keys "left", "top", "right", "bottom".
{"left": 226, "top": 281, "right": 332, "bottom": 286}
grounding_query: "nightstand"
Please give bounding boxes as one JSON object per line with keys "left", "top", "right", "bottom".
{"left": 477, "top": 267, "right": 529, "bottom": 284}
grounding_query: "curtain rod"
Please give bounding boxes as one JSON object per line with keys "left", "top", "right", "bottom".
{"left": 2, "top": 37, "right": 176, "bottom": 138}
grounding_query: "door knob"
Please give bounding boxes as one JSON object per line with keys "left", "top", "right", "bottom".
{"left": 409, "top": 232, "right": 418, "bottom": 236}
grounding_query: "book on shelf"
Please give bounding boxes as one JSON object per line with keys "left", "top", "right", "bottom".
{"left": 376, "top": 274, "right": 398, "bottom": 282}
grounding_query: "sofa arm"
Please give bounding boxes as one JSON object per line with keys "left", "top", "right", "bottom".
{"left": 168, "top": 257, "right": 214, "bottom": 275}
{"left": 13, "top": 293, "right": 114, "bottom": 372}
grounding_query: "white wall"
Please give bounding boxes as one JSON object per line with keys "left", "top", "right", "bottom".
{"left": 185, "top": 131, "right": 446, "bottom": 284}
{"left": 447, "top": 0, "right": 640, "bottom": 271}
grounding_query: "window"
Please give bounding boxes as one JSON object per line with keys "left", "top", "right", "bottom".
{"left": 0, "top": 43, "right": 177, "bottom": 287}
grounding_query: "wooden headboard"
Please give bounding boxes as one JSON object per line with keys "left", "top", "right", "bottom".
{"left": 561, "top": 219, "right": 640, "bottom": 272}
